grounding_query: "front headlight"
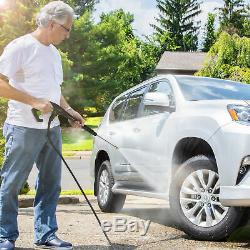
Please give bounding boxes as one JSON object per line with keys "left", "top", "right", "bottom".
{"left": 227, "top": 104, "right": 250, "bottom": 123}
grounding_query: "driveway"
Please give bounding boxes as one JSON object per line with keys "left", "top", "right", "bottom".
{"left": 17, "top": 196, "right": 250, "bottom": 249}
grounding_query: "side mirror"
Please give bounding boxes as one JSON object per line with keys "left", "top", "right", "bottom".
{"left": 143, "top": 92, "right": 170, "bottom": 107}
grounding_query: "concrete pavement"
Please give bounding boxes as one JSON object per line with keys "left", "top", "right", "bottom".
{"left": 16, "top": 196, "right": 250, "bottom": 249}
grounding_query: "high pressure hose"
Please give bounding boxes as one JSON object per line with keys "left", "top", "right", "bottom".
{"left": 32, "top": 107, "right": 114, "bottom": 249}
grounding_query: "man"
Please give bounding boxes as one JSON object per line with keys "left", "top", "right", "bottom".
{"left": 0, "top": 1, "right": 83, "bottom": 249}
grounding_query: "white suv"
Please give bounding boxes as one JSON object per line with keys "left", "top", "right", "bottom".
{"left": 90, "top": 75, "right": 250, "bottom": 240}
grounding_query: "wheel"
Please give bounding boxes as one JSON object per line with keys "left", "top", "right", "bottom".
{"left": 96, "top": 160, "right": 126, "bottom": 212}
{"left": 170, "top": 155, "right": 244, "bottom": 241}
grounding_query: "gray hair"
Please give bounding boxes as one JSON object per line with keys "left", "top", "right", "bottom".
{"left": 36, "top": 1, "right": 74, "bottom": 27}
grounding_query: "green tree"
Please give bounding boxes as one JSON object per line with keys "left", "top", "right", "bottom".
{"left": 0, "top": 0, "right": 39, "bottom": 52}
{"left": 61, "top": 10, "right": 158, "bottom": 112}
{"left": 65, "top": 0, "right": 98, "bottom": 15}
{"left": 202, "top": 13, "right": 216, "bottom": 52}
{"left": 218, "top": 0, "right": 247, "bottom": 36}
{"left": 152, "top": 0, "right": 201, "bottom": 52}
{"left": 197, "top": 32, "right": 250, "bottom": 83}
{"left": 242, "top": 4, "right": 250, "bottom": 37}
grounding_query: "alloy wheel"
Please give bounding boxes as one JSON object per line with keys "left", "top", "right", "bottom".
{"left": 98, "top": 169, "right": 110, "bottom": 206}
{"left": 180, "top": 169, "right": 229, "bottom": 227}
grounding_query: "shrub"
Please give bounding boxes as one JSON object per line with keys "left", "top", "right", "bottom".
{"left": 197, "top": 32, "right": 250, "bottom": 84}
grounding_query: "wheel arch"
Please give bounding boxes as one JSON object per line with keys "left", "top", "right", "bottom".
{"left": 171, "top": 137, "right": 217, "bottom": 178}
{"left": 94, "top": 150, "right": 110, "bottom": 195}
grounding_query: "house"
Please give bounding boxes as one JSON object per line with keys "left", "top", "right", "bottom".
{"left": 156, "top": 51, "right": 207, "bottom": 75}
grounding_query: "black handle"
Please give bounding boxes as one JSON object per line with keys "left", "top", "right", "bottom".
{"left": 31, "top": 104, "right": 97, "bottom": 138}
{"left": 50, "top": 102, "right": 78, "bottom": 122}
{"left": 82, "top": 125, "right": 97, "bottom": 136}
{"left": 32, "top": 108, "right": 43, "bottom": 122}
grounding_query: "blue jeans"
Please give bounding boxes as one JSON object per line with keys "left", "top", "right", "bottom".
{"left": 0, "top": 123, "right": 62, "bottom": 244}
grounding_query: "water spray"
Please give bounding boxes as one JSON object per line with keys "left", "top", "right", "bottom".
{"left": 32, "top": 102, "right": 116, "bottom": 249}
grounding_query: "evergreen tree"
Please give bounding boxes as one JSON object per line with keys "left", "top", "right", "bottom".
{"left": 242, "top": 3, "right": 250, "bottom": 37}
{"left": 218, "top": 0, "right": 247, "bottom": 35}
{"left": 152, "top": 0, "right": 201, "bottom": 52}
{"left": 65, "top": 0, "right": 98, "bottom": 16}
{"left": 202, "top": 13, "right": 216, "bottom": 52}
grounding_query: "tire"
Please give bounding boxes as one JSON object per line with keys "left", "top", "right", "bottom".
{"left": 96, "top": 160, "right": 126, "bottom": 212}
{"left": 169, "top": 155, "right": 244, "bottom": 241}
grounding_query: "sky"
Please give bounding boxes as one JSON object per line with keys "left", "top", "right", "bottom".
{"left": 93, "top": 0, "right": 250, "bottom": 39}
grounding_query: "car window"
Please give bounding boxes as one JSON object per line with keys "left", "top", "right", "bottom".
{"left": 175, "top": 76, "right": 250, "bottom": 101}
{"left": 109, "top": 95, "right": 128, "bottom": 123}
{"left": 122, "top": 86, "right": 147, "bottom": 121}
{"left": 142, "top": 81, "right": 175, "bottom": 116}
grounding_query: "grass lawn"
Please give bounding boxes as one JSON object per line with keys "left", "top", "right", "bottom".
{"left": 62, "top": 117, "right": 102, "bottom": 152}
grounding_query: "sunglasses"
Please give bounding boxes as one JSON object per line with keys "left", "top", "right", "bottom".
{"left": 58, "top": 23, "right": 71, "bottom": 33}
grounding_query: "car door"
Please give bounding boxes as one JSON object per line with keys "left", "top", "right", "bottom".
{"left": 105, "top": 94, "right": 129, "bottom": 177}
{"left": 123, "top": 80, "right": 177, "bottom": 191}
{"left": 107, "top": 86, "right": 149, "bottom": 183}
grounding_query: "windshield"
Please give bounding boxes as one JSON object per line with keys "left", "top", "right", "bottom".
{"left": 175, "top": 76, "right": 250, "bottom": 101}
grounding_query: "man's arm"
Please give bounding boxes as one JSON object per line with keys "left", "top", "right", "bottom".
{"left": 60, "top": 95, "right": 84, "bottom": 127}
{"left": 0, "top": 73, "right": 52, "bottom": 113}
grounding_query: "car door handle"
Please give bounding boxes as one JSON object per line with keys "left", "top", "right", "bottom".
{"left": 133, "top": 128, "right": 141, "bottom": 133}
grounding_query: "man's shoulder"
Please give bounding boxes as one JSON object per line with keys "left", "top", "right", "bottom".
{"left": 50, "top": 45, "right": 61, "bottom": 59}
{"left": 5, "top": 34, "right": 34, "bottom": 51}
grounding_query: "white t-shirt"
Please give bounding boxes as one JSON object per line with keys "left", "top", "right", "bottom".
{"left": 0, "top": 34, "right": 63, "bottom": 129}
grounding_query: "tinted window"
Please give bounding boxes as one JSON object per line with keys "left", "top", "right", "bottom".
{"left": 142, "top": 81, "right": 175, "bottom": 116}
{"left": 122, "top": 87, "right": 147, "bottom": 120}
{"left": 176, "top": 76, "right": 250, "bottom": 101}
{"left": 109, "top": 95, "right": 127, "bottom": 122}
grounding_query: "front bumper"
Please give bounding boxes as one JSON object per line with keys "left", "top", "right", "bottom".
{"left": 209, "top": 122, "right": 250, "bottom": 186}
{"left": 209, "top": 122, "right": 250, "bottom": 206}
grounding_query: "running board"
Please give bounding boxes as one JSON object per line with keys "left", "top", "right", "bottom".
{"left": 112, "top": 186, "right": 168, "bottom": 200}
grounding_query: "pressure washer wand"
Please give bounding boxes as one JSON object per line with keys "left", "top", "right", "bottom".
{"left": 32, "top": 102, "right": 118, "bottom": 149}
{"left": 81, "top": 124, "right": 118, "bottom": 149}
{"left": 31, "top": 102, "right": 115, "bottom": 249}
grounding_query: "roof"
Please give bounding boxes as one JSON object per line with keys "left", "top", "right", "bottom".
{"left": 156, "top": 51, "right": 207, "bottom": 72}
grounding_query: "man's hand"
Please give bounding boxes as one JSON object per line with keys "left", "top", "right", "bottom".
{"left": 67, "top": 108, "right": 85, "bottom": 128}
{"left": 31, "top": 98, "right": 53, "bottom": 114}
